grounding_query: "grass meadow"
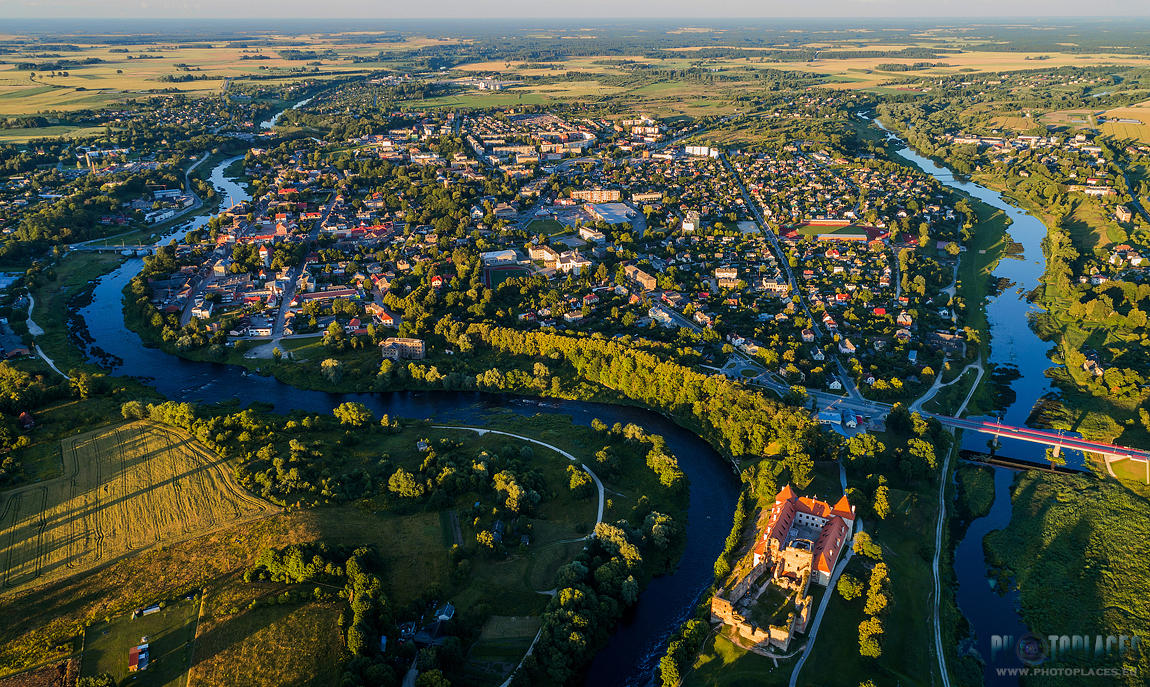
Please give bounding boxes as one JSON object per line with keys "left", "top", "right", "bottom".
{"left": 81, "top": 597, "right": 199, "bottom": 687}
{"left": 983, "top": 472, "right": 1150, "bottom": 684}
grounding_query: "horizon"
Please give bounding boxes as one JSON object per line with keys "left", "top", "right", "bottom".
{"left": 1, "top": 6, "right": 1150, "bottom": 20}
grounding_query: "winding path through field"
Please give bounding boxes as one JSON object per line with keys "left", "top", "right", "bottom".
{"left": 25, "top": 295, "right": 69, "bottom": 380}
{"left": 431, "top": 426, "right": 605, "bottom": 527}
{"left": 433, "top": 426, "right": 604, "bottom": 687}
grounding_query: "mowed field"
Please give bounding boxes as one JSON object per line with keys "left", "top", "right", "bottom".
{"left": 0, "top": 421, "right": 277, "bottom": 595}
{"left": 0, "top": 34, "right": 439, "bottom": 115}
{"left": 1100, "top": 106, "right": 1150, "bottom": 144}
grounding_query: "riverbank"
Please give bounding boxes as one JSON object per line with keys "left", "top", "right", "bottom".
{"left": 75, "top": 243, "right": 755, "bottom": 687}
{"left": 944, "top": 170, "right": 1150, "bottom": 474}
{"left": 982, "top": 471, "right": 1150, "bottom": 684}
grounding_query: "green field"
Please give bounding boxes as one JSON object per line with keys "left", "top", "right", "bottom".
{"left": 186, "top": 589, "right": 344, "bottom": 687}
{"left": 81, "top": 597, "right": 199, "bottom": 686}
{"left": 983, "top": 472, "right": 1150, "bottom": 684}
{"left": 485, "top": 266, "right": 531, "bottom": 289}
{"left": 463, "top": 616, "right": 541, "bottom": 687}
{"left": 800, "top": 488, "right": 937, "bottom": 686}
{"left": 525, "top": 219, "right": 567, "bottom": 235}
{"left": 0, "top": 125, "right": 112, "bottom": 144}
{"left": 684, "top": 627, "right": 788, "bottom": 687}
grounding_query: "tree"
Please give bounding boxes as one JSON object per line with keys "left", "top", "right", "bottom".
{"left": 477, "top": 530, "right": 497, "bottom": 552}
{"left": 388, "top": 468, "right": 424, "bottom": 498}
{"left": 567, "top": 465, "right": 594, "bottom": 500}
{"left": 415, "top": 670, "right": 452, "bottom": 687}
{"left": 859, "top": 615, "right": 884, "bottom": 657}
{"left": 333, "top": 402, "right": 374, "bottom": 427}
{"left": 846, "top": 433, "right": 885, "bottom": 472}
{"left": 644, "top": 511, "right": 676, "bottom": 549}
{"left": 121, "top": 400, "right": 146, "bottom": 420}
{"left": 837, "top": 573, "right": 864, "bottom": 601}
{"left": 321, "top": 358, "right": 343, "bottom": 383}
{"left": 272, "top": 346, "right": 283, "bottom": 362}
{"left": 873, "top": 486, "right": 890, "bottom": 520}
{"left": 1046, "top": 447, "right": 1066, "bottom": 470}
{"left": 852, "top": 531, "right": 882, "bottom": 560}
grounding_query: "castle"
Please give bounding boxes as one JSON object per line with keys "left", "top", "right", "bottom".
{"left": 711, "top": 485, "right": 856, "bottom": 653}
{"left": 754, "top": 484, "right": 856, "bottom": 586}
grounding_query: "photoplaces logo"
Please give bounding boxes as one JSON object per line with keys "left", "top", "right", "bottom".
{"left": 992, "top": 632, "right": 1142, "bottom": 667}
{"left": 1015, "top": 633, "right": 1049, "bottom": 666}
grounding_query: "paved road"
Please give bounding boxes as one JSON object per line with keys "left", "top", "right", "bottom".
{"left": 721, "top": 152, "right": 825, "bottom": 344}
{"left": 932, "top": 414, "right": 1150, "bottom": 461}
{"left": 271, "top": 196, "right": 341, "bottom": 338}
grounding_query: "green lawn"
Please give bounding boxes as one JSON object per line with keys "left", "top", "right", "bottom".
{"left": 80, "top": 597, "right": 199, "bottom": 686}
{"left": 801, "top": 487, "right": 937, "bottom": 686}
{"left": 921, "top": 368, "right": 979, "bottom": 416}
{"left": 684, "top": 627, "right": 790, "bottom": 687}
{"left": 525, "top": 219, "right": 566, "bottom": 235}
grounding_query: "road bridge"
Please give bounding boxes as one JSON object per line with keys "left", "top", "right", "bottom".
{"left": 70, "top": 244, "right": 156, "bottom": 252}
{"left": 931, "top": 415, "right": 1150, "bottom": 482}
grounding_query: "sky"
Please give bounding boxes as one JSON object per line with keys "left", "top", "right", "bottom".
{"left": 1, "top": 0, "right": 1149, "bottom": 19}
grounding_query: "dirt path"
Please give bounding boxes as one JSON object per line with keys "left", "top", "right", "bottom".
{"left": 448, "top": 510, "right": 463, "bottom": 547}
{"left": 432, "top": 426, "right": 605, "bottom": 528}
{"left": 26, "top": 296, "right": 69, "bottom": 380}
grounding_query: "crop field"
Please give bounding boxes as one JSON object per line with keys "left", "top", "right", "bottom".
{"left": 0, "top": 421, "right": 276, "bottom": 595}
{"left": 0, "top": 35, "right": 429, "bottom": 115}
{"left": 1100, "top": 119, "right": 1150, "bottom": 145}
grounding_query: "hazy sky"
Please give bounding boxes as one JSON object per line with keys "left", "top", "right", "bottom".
{"left": 1, "top": 0, "right": 1149, "bottom": 19}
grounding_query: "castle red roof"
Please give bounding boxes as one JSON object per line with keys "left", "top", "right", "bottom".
{"left": 832, "top": 494, "right": 854, "bottom": 520}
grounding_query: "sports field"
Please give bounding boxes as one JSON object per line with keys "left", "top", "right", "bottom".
{"left": 0, "top": 421, "right": 276, "bottom": 595}
{"left": 484, "top": 265, "right": 530, "bottom": 288}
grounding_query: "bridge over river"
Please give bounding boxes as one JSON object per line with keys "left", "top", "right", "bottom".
{"left": 70, "top": 244, "right": 156, "bottom": 254}
{"left": 930, "top": 414, "right": 1150, "bottom": 482}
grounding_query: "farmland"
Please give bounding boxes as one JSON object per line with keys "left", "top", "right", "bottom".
{"left": 0, "top": 421, "right": 277, "bottom": 595}
{"left": 1100, "top": 106, "right": 1150, "bottom": 144}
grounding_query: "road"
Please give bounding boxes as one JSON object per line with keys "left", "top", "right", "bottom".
{"left": 1121, "top": 170, "right": 1150, "bottom": 223}
{"left": 930, "top": 415, "right": 1150, "bottom": 461}
{"left": 270, "top": 195, "right": 340, "bottom": 339}
{"left": 930, "top": 441, "right": 956, "bottom": 687}
{"left": 720, "top": 151, "right": 819, "bottom": 339}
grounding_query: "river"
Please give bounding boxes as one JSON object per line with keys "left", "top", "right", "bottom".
{"left": 260, "top": 97, "right": 314, "bottom": 130}
{"left": 76, "top": 154, "right": 740, "bottom": 686}
{"left": 871, "top": 116, "right": 1070, "bottom": 684}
